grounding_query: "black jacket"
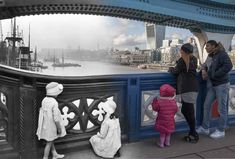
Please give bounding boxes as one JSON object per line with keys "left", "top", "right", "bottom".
{"left": 207, "top": 49, "right": 233, "bottom": 86}
{"left": 169, "top": 56, "right": 198, "bottom": 94}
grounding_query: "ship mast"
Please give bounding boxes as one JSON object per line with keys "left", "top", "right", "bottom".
{"left": 53, "top": 49, "right": 56, "bottom": 64}
{"left": 28, "top": 24, "right": 31, "bottom": 64}
{"left": 5, "top": 18, "right": 23, "bottom": 67}
{"left": 28, "top": 24, "right": 30, "bottom": 51}
{"left": 34, "top": 46, "right": 37, "bottom": 62}
{"left": 12, "top": 18, "right": 16, "bottom": 52}
{"left": 0, "top": 21, "right": 3, "bottom": 42}
{"left": 62, "top": 50, "right": 64, "bottom": 65}
{"left": 12, "top": 18, "right": 21, "bottom": 69}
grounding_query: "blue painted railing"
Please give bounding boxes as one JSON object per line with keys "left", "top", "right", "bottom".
{"left": 126, "top": 71, "right": 235, "bottom": 141}
{"left": 1, "top": 65, "right": 235, "bottom": 158}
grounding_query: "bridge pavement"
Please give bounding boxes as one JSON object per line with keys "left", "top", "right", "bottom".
{"left": 61, "top": 126, "right": 235, "bottom": 159}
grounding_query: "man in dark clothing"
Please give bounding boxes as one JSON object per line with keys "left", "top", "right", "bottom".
{"left": 197, "top": 40, "right": 233, "bottom": 139}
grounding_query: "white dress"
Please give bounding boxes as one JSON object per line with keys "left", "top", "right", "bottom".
{"left": 36, "top": 97, "right": 66, "bottom": 141}
{"left": 90, "top": 118, "right": 121, "bottom": 158}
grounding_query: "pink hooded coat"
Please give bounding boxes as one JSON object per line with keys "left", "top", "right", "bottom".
{"left": 152, "top": 84, "right": 178, "bottom": 133}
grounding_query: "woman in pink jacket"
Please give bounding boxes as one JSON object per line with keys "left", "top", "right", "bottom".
{"left": 152, "top": 84, "right": 178, "bottom": 148}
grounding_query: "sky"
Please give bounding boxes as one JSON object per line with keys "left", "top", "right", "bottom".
{"left": 1, "top": 14, "right": 147, "bottom": 50}
{"left": 1, "top": 14, "right": 234, "bottom": 51}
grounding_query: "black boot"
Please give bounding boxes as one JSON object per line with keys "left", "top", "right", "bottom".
{"left": 184, "top": 132, "right": 199, "bottom": 143}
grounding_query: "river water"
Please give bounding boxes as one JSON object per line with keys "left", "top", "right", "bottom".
{"left": 41, "top": 60, "right": 161, "bottom": 76}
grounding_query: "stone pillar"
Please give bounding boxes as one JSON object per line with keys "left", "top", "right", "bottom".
{"left": 192, "top": 29, "right": 234, "bottom": 64}
{"left": 19, "top": 85, "right": 38, "bottom": 158}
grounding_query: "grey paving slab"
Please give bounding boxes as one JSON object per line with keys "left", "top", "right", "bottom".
{"left": 63, "top": 149, "right": 102, "bottom": 159}
{"left": 170, "top": 153, "right": 202, "bottom": 159}
{"left": 63, "top": 127, "right": 235, "bottom": 159}
{"left": 228, "top": 145, "right": 235, "bottom": 152}
{"left": 197, "top": 148, "right": 235, "bottom": 158}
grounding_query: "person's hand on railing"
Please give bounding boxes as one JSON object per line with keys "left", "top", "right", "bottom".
{"left": 201, "top": 69, "right": 208, "bottom": 80}
{"left": 168, "top": 67, "right": 174, "bottom": 73}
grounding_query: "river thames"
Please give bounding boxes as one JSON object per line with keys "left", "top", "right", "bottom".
{"left": 40, "top": 60, "right": 163, "bottom": 76}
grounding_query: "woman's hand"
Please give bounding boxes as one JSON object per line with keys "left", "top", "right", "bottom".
{"left": 168, "top": 67, "right": 174, "bottom": 72}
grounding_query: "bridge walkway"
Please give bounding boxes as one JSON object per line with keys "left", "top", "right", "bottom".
{"left": 63, "top": 126, "right": 235, "bottom": 159}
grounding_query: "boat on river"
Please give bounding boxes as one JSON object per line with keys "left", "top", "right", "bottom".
{"left": 52, "top": 63, "right": 81, "bottom": 67}
{"left": 52, "top": 53, "right": 81, "bottom": 67}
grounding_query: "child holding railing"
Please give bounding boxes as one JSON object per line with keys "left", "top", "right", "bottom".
{"left": 152, "top": 84, "right": 178, "bottom": 148}
{"left": 90, "top": 99, "right": 121, "bottom": 158}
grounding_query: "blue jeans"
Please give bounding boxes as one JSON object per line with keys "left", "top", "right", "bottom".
{"left": 202, "top": 82, "right": 230, "bottom": 131}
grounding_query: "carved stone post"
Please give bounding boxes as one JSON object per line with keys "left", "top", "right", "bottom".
{"left": 19, "top": 85, "right": 37, "bottom": 158}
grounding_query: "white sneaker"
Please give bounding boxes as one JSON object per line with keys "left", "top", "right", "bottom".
{"left": 210, "top": 130, "right": 225, "bottom": 139}
{"left": 196, "top": 126, "right": 210, "bottom": 135}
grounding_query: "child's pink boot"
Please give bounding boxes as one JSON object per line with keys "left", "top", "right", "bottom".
{"left": 158, "top": 142, "right": 164, "bottom": 148}
{"left": 158, "top": 136, "right": 165, "bottom": 148}
{"left": 164, "top": 134, "right": 171, "bottom": 146}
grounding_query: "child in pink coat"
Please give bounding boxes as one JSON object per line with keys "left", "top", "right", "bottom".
{"left": 152, "top": 84, "right": 178, "bottom": 148}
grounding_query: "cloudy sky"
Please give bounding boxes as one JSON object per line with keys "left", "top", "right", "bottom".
{"left": 1, "top": 14, "right": 233, "bottom": 51}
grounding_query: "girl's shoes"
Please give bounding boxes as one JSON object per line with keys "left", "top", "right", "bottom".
{"left": 164, "top": 142, "right": 170, "bottom": 147}
{"left": 52, "top": 154, "right": 64, "bottom": 159}
{"left": 158, "top": 142, "right": 164, "bottom": 148}
{"left": 164, "top": 137, "right": 171, "bottom": 146}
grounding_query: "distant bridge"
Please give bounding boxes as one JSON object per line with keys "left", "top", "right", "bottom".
{"left": 0, "top": 0, "right": 235, "bottom": 34}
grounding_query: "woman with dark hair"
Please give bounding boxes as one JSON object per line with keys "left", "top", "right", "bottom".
{"left": 168, "top": 43, "right": 199, "bottom": 143}
{"left": 197, "top": 40, "right": 233, "bottom": 139}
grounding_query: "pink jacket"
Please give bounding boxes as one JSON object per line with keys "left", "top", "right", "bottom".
{"left": 152, "top": 84, "right": 178, "bottom": 133}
